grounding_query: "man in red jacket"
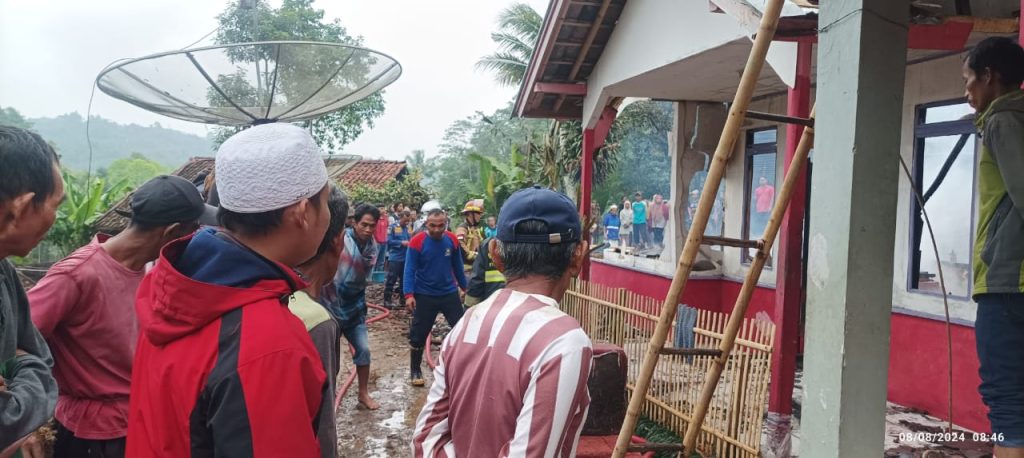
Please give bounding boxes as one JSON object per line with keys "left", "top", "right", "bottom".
{"left": 126, "top": 123, "right": 332, "bottom": 457}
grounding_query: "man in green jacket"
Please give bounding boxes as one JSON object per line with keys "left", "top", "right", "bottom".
{"left": 964, "top": 36, "right": 1024, "bottom": 456}
{"left": 0, "top": 126, "right": 62, "bottom": 457}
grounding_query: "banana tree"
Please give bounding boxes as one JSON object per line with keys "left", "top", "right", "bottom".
{"left": 47, "top": 170, "right": 129, "bottom": 257}
{"left": 466, "top": 144, "right": 531, "bottom": 211}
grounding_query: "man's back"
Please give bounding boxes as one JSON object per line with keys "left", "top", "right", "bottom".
{"left": 127, "top": 231, "right": 326, "bottom": 457}
{"left": 413, "top": 289, "right": 592, "bottom": 458}
{"left": 28, "top": 235, "right": 142, "bottom": 440}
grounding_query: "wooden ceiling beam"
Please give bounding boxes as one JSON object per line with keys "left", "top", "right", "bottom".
{"left": 554, "top": 0, "right": 612, "bottom": 113}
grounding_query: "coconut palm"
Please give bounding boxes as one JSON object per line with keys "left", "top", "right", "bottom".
{"left": 405, "top": 149, "right": 426, "bottom": 172}
{"left": 475, "top": 3, "right": 542, "bottom": 88}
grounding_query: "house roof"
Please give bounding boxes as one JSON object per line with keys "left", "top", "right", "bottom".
{"left": 93, "top": 155, "right": 406, "bottom": 234}
{"left": 514, "top": 0, "right": 628, "bottom": 120}
{"left": 339, "top": 159, "right": 408, "bottom": 189}
{"left": 516, "top": 0, "right": 1020, "bottom": 122}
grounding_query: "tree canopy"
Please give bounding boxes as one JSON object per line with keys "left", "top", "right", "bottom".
{"left": 102, "top": 153, "right": 169, "bottom": 188}
{"left": 211, "top": 0, "right": 386, "bottom": 151}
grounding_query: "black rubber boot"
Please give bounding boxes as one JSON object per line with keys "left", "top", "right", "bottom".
{"left": 410, "top": 346, "right": 425, "bottom": 387}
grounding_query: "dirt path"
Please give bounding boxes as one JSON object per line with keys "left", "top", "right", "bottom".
{"left": 334, "top": 285, "right": 435, "bottom": 457}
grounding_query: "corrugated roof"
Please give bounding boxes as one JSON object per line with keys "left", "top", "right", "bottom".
{"left": 94, "top": 155, "right": 405, "bottom": 234}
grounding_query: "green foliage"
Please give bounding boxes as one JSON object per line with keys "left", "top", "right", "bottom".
{"left": 0, "top": 106, "right": 32, "bottom": 129}
{"left": 591, "top": 100, "right": 674, "bottom": 212}
{"left": 475, "top": 3, "right": 542, "bottom": 88}
{"left": 46, "top": 170, "right": 130, "bottom": 258}
{"left": 209, "top": 0, "right": 386, "bottom": 151}
{"left": 422, "top": 104, "right": 552, "bottom": 211}
{"left": 635, "top": 416, "right": 695, "bottom": 458}
{"left": 25, "top": 113, "right": 211, "bottom": 170}
{"left": 405, "top": 149, "right": 426, "bottom": 174}
{"left": 103, "top": 153, "right": 169, "bottom": 188}
{"left": 342, "top": 171, "right": 431, "bottom": 212}
{"left": 466, "top": 144, "right": 532, "bottom": 211}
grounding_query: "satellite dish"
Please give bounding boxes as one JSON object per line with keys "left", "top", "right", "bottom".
{"left": 96, "top": 41, "right": 401, "bottom": 126}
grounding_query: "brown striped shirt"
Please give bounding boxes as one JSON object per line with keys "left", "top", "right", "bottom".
{"left": 412, "top": 289, "right": 593, "bottom": 458}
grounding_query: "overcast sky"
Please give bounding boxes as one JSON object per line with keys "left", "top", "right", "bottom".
{"left": 0, "top": 0, "right": 549, "bottom": 162}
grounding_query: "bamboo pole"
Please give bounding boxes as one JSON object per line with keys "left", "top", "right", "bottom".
{"left": 610, "top": 0, "right": 788, "bottom": 455}
{"left": 682, "top": 106, "right": 816, "bottom": 455}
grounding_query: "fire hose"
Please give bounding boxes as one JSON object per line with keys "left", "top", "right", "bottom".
{"left": 334, "top": 302, "right": 391, "bottom": 410}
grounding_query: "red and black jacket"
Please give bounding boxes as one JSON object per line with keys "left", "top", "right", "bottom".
{"left": 127, "top": 229, "right": 326, "bottom": 457}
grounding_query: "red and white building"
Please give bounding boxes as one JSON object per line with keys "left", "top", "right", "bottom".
{"left": 515, "top": 0, "right": 1023, "bottom": 451}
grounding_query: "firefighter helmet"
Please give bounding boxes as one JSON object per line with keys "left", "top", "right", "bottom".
{"left": 461, "top": 198, "right": 484, "bottom": 214}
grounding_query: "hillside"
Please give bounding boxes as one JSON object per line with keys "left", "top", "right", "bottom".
{"left": 28, "top": 113, "right": 213, "bottom": 171}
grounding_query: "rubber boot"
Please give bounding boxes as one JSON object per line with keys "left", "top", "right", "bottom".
{"left": 410, "top": 346, "right": 425, "bottom": 387}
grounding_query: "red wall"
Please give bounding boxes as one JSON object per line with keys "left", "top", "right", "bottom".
{"left": 590, "top": 261, "right": 776, "bottom": 318}
{"left": 590, "top": 261, "right": 989, "bottom": 433}
{"left": 590, "top": 261, "right": 722, "bottom": 311}
{"left": 888, "top": 313, "right": 987, "bottom": 433}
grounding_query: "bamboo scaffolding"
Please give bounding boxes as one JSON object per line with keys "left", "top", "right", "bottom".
{"left": 683, "top": 107, "right": 816, "bottom": 454}
{"left": 610, "top": 0, "right": 789, "bottom": 455}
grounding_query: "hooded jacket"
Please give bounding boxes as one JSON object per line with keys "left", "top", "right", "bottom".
{"left": 973, "top": 90, "right": 1024, "bottom": 297}
{"left": 126, "top": 228, "right": 326, "bottom": 457}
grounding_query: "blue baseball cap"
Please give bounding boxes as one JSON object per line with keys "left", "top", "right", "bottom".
{"left": 497, "top": 186, "right": 581, "bottom": 244}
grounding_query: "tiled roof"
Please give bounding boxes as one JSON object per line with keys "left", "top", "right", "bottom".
{"left": 93, "top": 155, "right": 404, "bottom": 234}
{"left": 338, "top": 159, "right": 407, "bottom": 189}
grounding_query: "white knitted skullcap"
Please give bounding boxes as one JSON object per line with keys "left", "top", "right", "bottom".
{"left": 215, "top": 123, "right": 329, "bottom": 213}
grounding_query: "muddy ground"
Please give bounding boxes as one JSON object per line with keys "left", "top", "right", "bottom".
{"left": 334, "top": 284, "right": 437, "bottom": 457}
{"left": 334, "top": 285, "right": 995, "bottom": 458}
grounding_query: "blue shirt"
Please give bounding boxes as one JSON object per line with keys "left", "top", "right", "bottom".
{"left": 331, "top": 228, "right": 377, "bottom": 325}
{"left": 484, "top": 226, "right": 498, "bottom": 240}
{"left": 603, "top": 213, "right": 621, "bottom": 241}
{"left": 403, "top": 231, "right": 468, "bottom": 297}
{"left": 387, "top": 222, "right": 413, "bottom": 262}
{"left": 633, "top": 200, "right": 648, "bottom": 224}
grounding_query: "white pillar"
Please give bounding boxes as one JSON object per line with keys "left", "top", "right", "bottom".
{"left": 801, "top": 1, "right": 909, "bottom": 456}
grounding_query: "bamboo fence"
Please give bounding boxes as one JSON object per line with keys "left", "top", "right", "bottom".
{"left": 562, "top": 279, "right": 775, "bottom": 458}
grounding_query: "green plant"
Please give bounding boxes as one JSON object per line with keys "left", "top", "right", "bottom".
{"left": 635, "top": 416, "right": 698, "bottom": 458}
{"left": 46, "top": 170, "right": 129, "bottom": 257}
{"left": 342, "top": 170, "right": 431, "bottom": 211}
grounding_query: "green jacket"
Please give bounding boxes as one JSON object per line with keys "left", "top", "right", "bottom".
{"left": 973, "top": 90, "right": 1024, "bottom": 297}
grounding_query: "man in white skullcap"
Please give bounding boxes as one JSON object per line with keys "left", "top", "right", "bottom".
{"left": 126, "top": 124, "right": 333, "bottom": 457}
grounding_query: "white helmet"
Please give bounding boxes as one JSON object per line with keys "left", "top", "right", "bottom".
{"left": 420, "top": 200, "right": 443, "bottom": 213}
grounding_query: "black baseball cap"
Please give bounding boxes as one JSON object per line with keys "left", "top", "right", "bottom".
{"left": 497, "top": 186, "right": 581, "bottom": 244}
{"left": 117, "top": 175, "right": 206, "bottom": 226}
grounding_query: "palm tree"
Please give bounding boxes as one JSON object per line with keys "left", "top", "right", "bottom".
{"left": 405, "top": 149, "right": 426, "bottom": 172}
{"left": 475, "top": 3, "right": 542, "bottom": 88}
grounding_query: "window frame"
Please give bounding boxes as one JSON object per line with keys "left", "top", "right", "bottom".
{"left": 906, "top": 98, "right": 978, "bottom": 299}
{"left": 741, "top": 128, "right": 778, "bottom": 266}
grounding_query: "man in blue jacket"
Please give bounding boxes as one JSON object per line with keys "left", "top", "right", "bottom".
{"left": 384, "top": 210, "right": 412, "bottom": 308}
{"left": 404, "top": 208, "right": 468, "bottom": 386}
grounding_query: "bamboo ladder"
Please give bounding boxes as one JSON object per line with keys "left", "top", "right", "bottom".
{"left": 611, "top": 0, "right": 816, "bottom": 456}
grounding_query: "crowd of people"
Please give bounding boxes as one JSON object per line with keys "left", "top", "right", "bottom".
{"left": 0, "top": 122, "right": 594, "bottom": 458}
{"left": 3, "top": 35, "right": 1024, "bottom": 457}
{"left": 597, "top": 191, "right": 671, "bottom": 252}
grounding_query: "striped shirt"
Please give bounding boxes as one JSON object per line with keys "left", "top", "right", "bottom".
{"left": 412, "top": 289, "right": 593, "bottom": 458}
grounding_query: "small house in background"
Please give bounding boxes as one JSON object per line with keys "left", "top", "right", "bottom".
{"left": 94, "top": 155, "right": 407, "bottom": 235}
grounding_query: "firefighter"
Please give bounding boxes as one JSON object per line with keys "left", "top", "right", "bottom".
{"left": 464, "top": 237, "right": 505, "bottom": 307}
{"left": 454, "top": 199, "right": 484, "bottom": 275}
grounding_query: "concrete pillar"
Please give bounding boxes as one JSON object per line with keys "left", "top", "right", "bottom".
{"left": 801, "top": 1, "right": 908, "bottom": 457}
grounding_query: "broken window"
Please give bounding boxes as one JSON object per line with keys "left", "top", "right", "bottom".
{"left": 908, "top": 100, "right": 976, "bottom": 298}
{"left": 742, "top": 128, "right": 777, "bottom": 265}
